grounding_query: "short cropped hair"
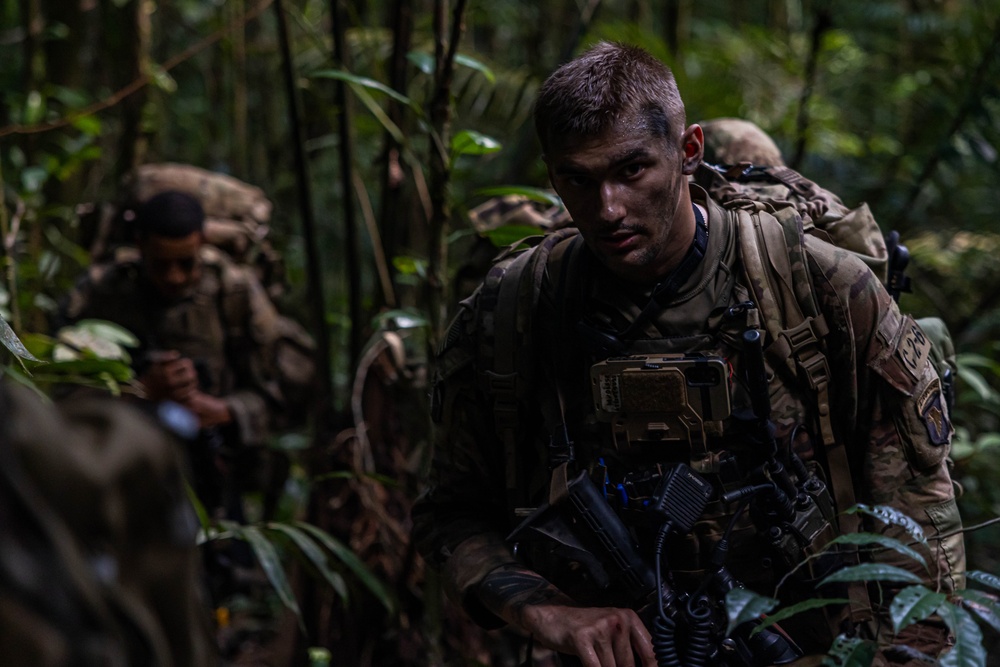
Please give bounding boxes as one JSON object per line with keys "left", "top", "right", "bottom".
{"left": 534, "top": 42, "right": 686, "bottom": 153}
{"left": 134, "top": 191, "right": 205, "bottom": 240}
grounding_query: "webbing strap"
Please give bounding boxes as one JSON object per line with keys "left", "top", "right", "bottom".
{"left": 734, "top": 205, "right": 871, "bottom": 623}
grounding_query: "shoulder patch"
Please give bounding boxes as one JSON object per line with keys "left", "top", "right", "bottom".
{"left": 916, "top": 378, "right": 951, "bottom": 446}
{"left": 871, "top": 313, "right": 932, "bottom": 395}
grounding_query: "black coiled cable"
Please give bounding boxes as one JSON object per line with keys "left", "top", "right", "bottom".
{"left": 651, "top": 611, "right": 682, "bottom": 667}
{"left": 684, "top": 598, "right": 714, "bottom": 667}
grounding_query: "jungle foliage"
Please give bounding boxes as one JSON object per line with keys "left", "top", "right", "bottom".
{"left": 2, "top": 0, "right": 1000, "bottom": 665}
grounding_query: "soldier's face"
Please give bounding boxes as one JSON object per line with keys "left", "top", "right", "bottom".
{"left": 139, "top": 232, "right": 203, "bottom": 301}
{"left": 546, "top": 115, "right": 703, "bottom": 284}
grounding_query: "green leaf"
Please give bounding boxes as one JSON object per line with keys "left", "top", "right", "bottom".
{"left": 23, "top": 90, "right": 45, "bottom": 125}
{"left": 0, "top": 315, "right": 39, "bottom": 362}
{"left": 455, "top": 53, "right": 496, "bottom": 83}
{"left": 957, "top": 366, "right": 996, "bottom": 403}
{"left": 958, "top": 589, "right": 1000, "bottom": 634}
{"left": 349, "top": 83, "right": 406, "bottom": 145}
{"left": 33, "top": 358, "right": 133, "bottom": 382}
{"left": 451, "top": 130, "right": 502, "bottom": 158}
{"left": 822, "top": 635, "right": 877, "bottom": 667}
{"left": 406, "top": 51, "right": 433, "bottom": 75}
{"left": 966, "top": 570, "right": 1000, "bottom": 593}
{"left": 827, "top": 533, "right": 926, "bottom": 568}
{"left": 936, "top": 601, "right": 986, "bottom": 667}
{"left": 483, "top": 225, "right": 543, "bottom": 249}
{"left": 184, "top": 482, "right": 212, "bottom": 532}
{"left": 474, "top": 186, "right": 563, "bottom": 207}
{"left": 294, "top": 521, "right": 395, "bottom": 614}
{"left": 70, "top": 114, "right": 102, "bottom": 136}
{"left": 311, "top": 69, "right": 415, "bottom": 108}
{"left": 266, "top": 523, "right": 349, "bottom": 602}
{"left": 750, "top": 598, "right": 851, "bottom": 636}
{"left": 392, "top": 255, "right": 428, "bottom": 278}
{"left": 234, "top": 524, "right": 304, "bottom": 630}
{"left": 20, "top": 166, "right": 48, "bottom": 194}
{"left": 724, "top": 587, "right": 778, "bottom": 637}
{"left": 818, "top": 563, "right": 923, "bottom": 587}
{"left": 847, "top": 504, "right": 927, "bottom": 545}
{"left": 889, "top": 585, "right": 947, "bottom": 633}
{"left": 71, "top": 319, "right": 140, "bottom": 347}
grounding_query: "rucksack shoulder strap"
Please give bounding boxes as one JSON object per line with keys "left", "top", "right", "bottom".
{"left": 477, "top": 227, "right": 580, "bottom": 512}
{"left": 731, "top": 203, "right": 858, "bottom": 526}
{"left": 732, "top": 202, "right": 870, "bottom": 623}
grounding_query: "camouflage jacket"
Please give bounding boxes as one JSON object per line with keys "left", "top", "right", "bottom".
{"left": 412, "top": 186, "right": 965, "bottom": 656}
{"left": 62, "top": 245, "right": 304, "bottom": 448}
{"left": 0, "top": 380, "right": 215, "bottom": 667}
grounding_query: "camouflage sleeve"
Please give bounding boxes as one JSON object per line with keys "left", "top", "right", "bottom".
{"left": 808, "top": 238, "right": 965, "bottom": 654}
{"left": 411, "top": 301, "right": 519, "bottom": 628}
{"left": 220, "top": 263, "right": 288, "bottom": 447}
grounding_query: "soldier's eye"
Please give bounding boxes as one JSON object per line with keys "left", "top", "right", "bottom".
{"left": 621, "top": 163, "right": 645, "bottom": 179}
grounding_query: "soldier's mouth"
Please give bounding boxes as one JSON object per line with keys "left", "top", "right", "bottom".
{"left": 596, "top": 229, "right": 641, "bottom": 252}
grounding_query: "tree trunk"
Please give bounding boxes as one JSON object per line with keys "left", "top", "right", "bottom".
{"left": 376, "top": 0, "right": 413, "bottom": 310}
{"left": 100, "top": 0, "right": 150, "bottom": 182}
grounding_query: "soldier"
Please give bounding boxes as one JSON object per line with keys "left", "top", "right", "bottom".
{"left": 0, "top": 379, "right": 216, "bottom": 666}
{"left": 413, "top": 43, "right": 964, "bottom": 666}
{"left": 61, "top": 190, "right": 310, "bottom": 519}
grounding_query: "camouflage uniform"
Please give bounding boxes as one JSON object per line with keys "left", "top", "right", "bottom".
{"left": 62, "top": 244, "right": 300, "bottom": 448}
{"left": 412, "top": 185, "right": 965, "bottom": 659}
{"left": 0, "top": 380, "right": 215, "bottom": 667}
{"left": 701, "top": 118, "right": 785, "bottom": 168}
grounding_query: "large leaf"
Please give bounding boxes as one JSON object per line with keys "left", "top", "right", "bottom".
{"left": 936, "top": 602, "right": 986, "bottom": 667}
{"left": 451, "top": 130, "right": 502, "bottom": 158}
{"left": 847, "top": 504, "right": 927, "bottom": 545}
{"left": 454, "top": 53, "right": 496, "bottom": 83}
{"left": 266, "top": 523, "right": 349, "bottom": 601}
{"left": 957, "top": 366, "right": 997, "bottom": 403}
{"left": 473, "top": 186, "right": 562, "bottom": 207}
{"left": 294, "top": 521, "right": 395, "bottom": 613}
{"left": 966, "top": 570, "right": 1000, "bottom": 593}
{"left": 958, "top": 589, "right": 1000, "bottom": 634}
{"left": 406, "top": 51, "right": 497, "bottom": 84}
{"left": 30, "top": 358, "right": 134, "bottom": 382}
{"left": 751, "top": 597, "right": 851, "bottom": 636}
{"left": 0, "top": 314, "right": 39, "bottom": 362}
{"left": 483, "top": 225, "right": 544, "bottom": 249}
{"left": 822, "top": 635, "right": 877, "bottom": 667}
{"left": 234, "top": 524, "right": 304, "bottom": 631}
{"left": 724, "top": 587, "right": 778, "bottom": 637}
{"left": 310, "top": 69, "right": 417, "bottom": 109}
{"left": 818, "top": 563, "right": 923, "bottom": 587}
{"left": 349, "top": 83, "right": 406, "bottom": 145}
{"left": 889, "top": 585, "right": 947, "bottom": 633}
{"left": 827, "top": 533, "right": 927, "bottom": 568}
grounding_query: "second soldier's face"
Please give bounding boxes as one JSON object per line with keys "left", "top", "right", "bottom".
{"left": 545, "top": 113, "right": 699, "bottom": 285}
{"left": 140, "top": 232, "right": 203, "bottom": 301}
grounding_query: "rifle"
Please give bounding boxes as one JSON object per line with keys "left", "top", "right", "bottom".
{"left": 509, "top": 464, "right": 801, "bottom": 667}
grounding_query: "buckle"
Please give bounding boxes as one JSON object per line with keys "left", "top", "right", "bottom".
{"left": 798, "top": 351, "right": 830, "bottom": 392}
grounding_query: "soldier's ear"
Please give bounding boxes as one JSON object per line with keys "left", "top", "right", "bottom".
{"left": 681, "top": 124, "right": 704, "bottom": 175}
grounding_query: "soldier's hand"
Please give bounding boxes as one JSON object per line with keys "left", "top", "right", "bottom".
{"left": 521, "top": 604, "right": 656, "bottom": 667}
{"left": 141, "top": 351, "right": 198, "bottom": 401}
{"left": 180, "top": 391, "right": 232, "bottom": 429}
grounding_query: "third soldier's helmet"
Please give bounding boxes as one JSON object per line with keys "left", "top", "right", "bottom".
{"left": 701, "top": 118, "right": 785, "bottom": 167}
